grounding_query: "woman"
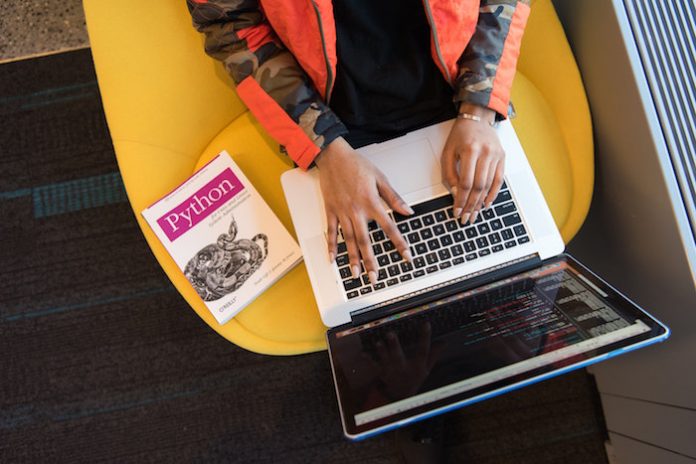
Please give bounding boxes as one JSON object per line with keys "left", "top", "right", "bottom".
{"left": 186, "top": 0, "right": 530, "bottom": 286}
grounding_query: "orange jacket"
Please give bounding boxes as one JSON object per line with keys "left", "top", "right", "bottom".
{"left": 188, "top": 0, "right": 531, "bottom": 169}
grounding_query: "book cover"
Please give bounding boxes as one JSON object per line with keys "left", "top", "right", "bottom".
{"left": 142, "top": 151, "right": 302, "bottom": 324}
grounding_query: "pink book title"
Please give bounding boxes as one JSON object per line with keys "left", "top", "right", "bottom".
{"left": 157, "top": 168, "right": 244, "bottom": 242}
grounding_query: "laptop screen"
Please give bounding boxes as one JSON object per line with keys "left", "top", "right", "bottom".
{"left": 327, "top": 255, "right": 668, "bottom": 439}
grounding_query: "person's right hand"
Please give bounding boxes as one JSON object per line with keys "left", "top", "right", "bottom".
{"left": 315, "top": 137, "right": 414, "bottom": 285}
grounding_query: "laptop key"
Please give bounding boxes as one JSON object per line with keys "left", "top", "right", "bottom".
{"left": 420, "top": 228, "right": 434, "bottom": 240}
{"left": 439, "top": 261, "right": 452, "bottom": 269}
{"left": 464, "top": 241, "right": 476, "bottom": 253}
{"left": 427, "top": 239, "right": 440, "bottom": 251}
{"left": 409, "top": 218, "right": 423, "bottom": 229}
{"left": 494, "top": 202, "right": 516, "bottom": 217}
{"left": 362, "top": 274, "right": 370, "bottom": 285}
{"left": 414, "top": 256, "right": 426, "bottom": 268}
{"left": 387, "top": 278, "right": 399, "bottom": 286}
{"left": 426, "top": 252, "right": 439, "bottom": 265}
{"left": 383, "top": 240, "right": 395, "bottom": 252}
{"left": 339, "top": 267, "right": 352, "bottom": 279}
{"left": 482, "top": 209, "right": 495, "bottom": 220}
{"left": 435, "top": 210, "right": 448, "bottom": 222}
{"left": 426, "top": 265, "right": 438, "bottom": 274}
{"left": 377, "top": 255, "right": 390, "bottom": 267}
{"left": 360, "top": 287, "right": 372, "bottom": 295}
{"left": 367, "top": 220, "right": 378, "bottom": 231}
{"left": 438, "top": 249, "right": 451, "bottom": 260}
{"left": 505, "top": 240, "right": 517, "bottom": 248}
{"left": 477, "top": 223, "right": 491, "bottom": 235}
{"left": 513, "top": 224, "right": 527, "bottom": 236}
{"left": 433, "top": 224, "right": 445, "bottom": 235}
{"left": 422, "top": 214, "right": 435, "bottom": 226}
{"left": 414, "top": 269, "right": 425, "bottom": 278}
{"left": 372, "top": 230, "right": 385, "bottom": 242}
{"left": 490, "top": 219, "right": 503, "bottom": 231}
{"left": 452, "top": 244, "right": 464, "bottom": 256}
{"left": 415, "top": 243, "right": 428, "bottom": 255}
{"left": 479, "top": 249, "right": 491, "bottom": 257}
{"left": 518, "top": 236, "right": 530, "bottom": 244}
{"left": 378, "top": 269, "right": 388, "bottom": 280}
{"left": 398, "top": 223, "right": 410, "bottom": 234}
{"left": 400, "top": 274, "right": 413, "bottom": 282}
{"left": 337, "top": 242, "right": 347, "bottom": 254}
{"left": 453, "top": 231, "right": 465, "bottom": 242}
{"left": 347, "top": 290, "right": 359, "bottom": 299}
{"left": 372, "top": 243, "right": 383, "bottom": 255}
{"left": 476, "top": 237, "right": 489, "bottom": 248}
{"left": 387, "top": 264, "right": 400, "bottom": 277}
{"left": 343, "top": 278, "right": 361, "bottom": 291}
{"left": 503, "top": 213, "right": 522, "bottom": 226}
{"left": 465, "top": 227, "right": 478, "bottom": 239}
{"left": 336, "top": 254, "right": 349, "bottom": 266}
{"left": 445, "top": 220, "right": 458, "bottom": 232}
{"left": 453, "top": 256, "right": 465, "bottom": 265}
{"left": 465, "top": 253, "right": 478, "bottom": 261}
{"left": 400, "top": 261, "right": 413, "bottom": 273}
{"left": 407, "top": 232, "right": 420, "bottom": 243}
{"left": 501, "top": 228, "right": 514, "bottom": 240}
{"left": 489, "top": 232, "right": 501, "bottom": 244}
{"left": 493, "top": 190, "right": 512, "bottom": 205}
{"left": 440, "top": 235, "right": 453, "bottom": 247}
{"left": 374, "top": 282, "right": 386, "bottom": 290}
{"left": 492, "top": 244, "right": 504, "bottom": 253}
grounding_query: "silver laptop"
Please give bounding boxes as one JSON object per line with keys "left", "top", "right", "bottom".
{"left": 280, "top": 119, "right": 669, "bottom": 440}
{"left": 281, "top": 119, "right": 564, "bottom": 327}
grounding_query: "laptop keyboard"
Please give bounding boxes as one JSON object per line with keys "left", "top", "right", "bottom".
{"left": 336, "top": 182, "right": 530, "bottom": 300}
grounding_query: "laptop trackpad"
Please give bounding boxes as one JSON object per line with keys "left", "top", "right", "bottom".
{"left": 363, "top": 138, "right": 442, "bottom": 195}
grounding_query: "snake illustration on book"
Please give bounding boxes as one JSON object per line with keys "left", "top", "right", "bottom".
{"left": 184, "top": 216, "right": 268, "bottom": 301}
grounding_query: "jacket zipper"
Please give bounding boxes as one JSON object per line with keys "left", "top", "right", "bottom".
{"left": 311, "top": 1, "right": 335, "bottom": 103}
{"left": 421, "top": 0, "right": 453, "bottom": 84}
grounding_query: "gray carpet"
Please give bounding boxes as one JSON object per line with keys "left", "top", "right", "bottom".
{"left": 0, "top": 49, "right": 609, "bottom": 463}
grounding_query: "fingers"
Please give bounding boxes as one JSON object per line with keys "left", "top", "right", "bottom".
{"left": 339, "top": 217, "right": 362, "bottom": 280}
{"left": 373, "top": 208, "right": 412, "bottom": 261}
{"left": 453, "top": 147, "right": 478, "bottom": 223}
{"left": 352, "top": 214, "right": 379, "bottom": 285}
{"left": 483, "top": 160, "right": 505, "bottom": 208}
{"left": 326, "top": 213, "right": 338, "bottom": 262}
{"left": 377, "top": 176, "right": 414, "bottom": 216}
{"left": 441, "top": 142, "right": 459, "bottom": 198}
{"left": 465, "top": 156, "right": 493, "bottom": 225}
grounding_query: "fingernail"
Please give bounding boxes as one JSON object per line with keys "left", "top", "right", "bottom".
{"left": 450, "top": 186, "right": 458, "bottom": 198}
{"left": 453, "top": 207, "right": 462, "bottom": 217}
{"left": 404, "top": 204, "right": 415, "bottom": 215}
{"left": 461, "top": 212, "right": 470, "bottom": 225}
{"left": 403, "top": 249, "right": 413, "bottom": 262}
{"left": 471, "top": 211, "right": 479, "bottom": 224}
{"left": 352, "top": 265, "right": 360, "bottom": 279}
{"left": 329, "top": 251, "right": 335, "bottom": 263}
{"left": 368, "top": 271, "right": 377, "bottom": 286}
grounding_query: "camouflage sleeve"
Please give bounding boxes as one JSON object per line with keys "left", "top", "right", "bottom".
{"left": 186, "top": 0, "right": 347, "bottom": 169}
{"left": 454, "top": 0, "right": 532, "bottom": 119}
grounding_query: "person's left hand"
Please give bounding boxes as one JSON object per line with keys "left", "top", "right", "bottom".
{"left": 441, "top": 103, "right": 505, "bottom": 225}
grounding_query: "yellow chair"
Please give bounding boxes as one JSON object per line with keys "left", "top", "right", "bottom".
{"left": 83, "top": 0, "right": 592, "bottom": 355}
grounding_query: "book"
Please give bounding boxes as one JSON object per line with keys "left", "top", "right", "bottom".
{"left": 142, "top": 151, "right": 302, "bottom": 324}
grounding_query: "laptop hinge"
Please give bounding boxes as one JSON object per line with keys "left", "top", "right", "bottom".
{"left": 349, "top": 254, "right": 542, "bottom": 326}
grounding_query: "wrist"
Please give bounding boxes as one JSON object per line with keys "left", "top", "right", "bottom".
{"left": 457, "top": 103, "right": 496, "bottom": 125}
{"left": 316, "top": 136, "right": 350, "bottom": 169}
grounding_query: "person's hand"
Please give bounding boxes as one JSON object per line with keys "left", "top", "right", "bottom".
{"left": 442, "top": 103, "right": 505, "bottom": 225}
{"left": 316, "top": 137, "right": 414, "bottom": 285}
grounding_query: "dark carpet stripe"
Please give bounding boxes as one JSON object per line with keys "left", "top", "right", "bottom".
{"left": 0, "top": 48, "right": 609, "bottom": 464}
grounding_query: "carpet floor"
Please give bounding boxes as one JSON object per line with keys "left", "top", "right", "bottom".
{"left": 0, "top": 49, "right": 609, "bottom": 464}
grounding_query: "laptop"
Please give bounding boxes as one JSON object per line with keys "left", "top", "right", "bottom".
{"left": 280, "top": 119, "right": 669, "bottom": 439}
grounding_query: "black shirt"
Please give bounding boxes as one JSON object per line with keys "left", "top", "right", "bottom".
{"left": 330, "top": 0, "right": 458, "bottom": 148}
